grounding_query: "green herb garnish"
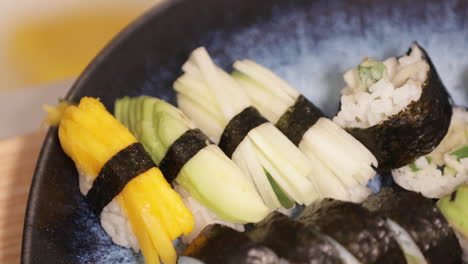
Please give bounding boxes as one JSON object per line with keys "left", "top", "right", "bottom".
{"left": 409, "top": 162, "right": 420, "bottom": 172}
{"left": 358, "top": 58, "right": 386, "bottom": 89}
{"left": 450, "top": 146, "right": 468, "bottom": 160}
{"left": 264, "top": 168, "right": 295, "bottom": 209}
{"left": 426, "top": 156, "right": 432, "bottom": 164}
{"left": 444, "top": 166, "right": 457, "bottom": 176}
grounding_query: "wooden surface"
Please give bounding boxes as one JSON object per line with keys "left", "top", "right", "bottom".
{"left": 0, "top": 130, "right": 46, "bottom": 263}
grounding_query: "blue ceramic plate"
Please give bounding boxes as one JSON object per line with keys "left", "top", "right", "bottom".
{"left": 22, "top": 0, "right": 468, "bottom": 263}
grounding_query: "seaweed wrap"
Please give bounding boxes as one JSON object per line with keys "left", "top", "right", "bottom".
{"left": 232, "top": 59, "right": 378, "bottom": 202}
{"left": 438, "top": 184, "right": 468, "bottom": 263}
{"left": 183, "top": 224, "right": 283, "bottom": 264}
{"left": 363, "top": 187, "right": 462, "bottom": 263}
{"left": 55, "top": 97, "right": 194, "bottom": 264}
{"left": 298, "top": 199, "right": 406, "bottom": 264}
{"left": 393, "top": 107, "right": 468, "bottom": 198}
{"left": 114, "top": 96, "right": 270, "bottom": 243}
{"left": 174, "top": 47, "right": 322, "bottom": 210}
{"left": 247, "top": 211, "right": 348, "bottom": 264}
{"left": 334, "top": 43, "right": 452, "bottom": 171}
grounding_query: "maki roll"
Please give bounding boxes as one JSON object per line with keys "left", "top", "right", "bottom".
{"left": 393, "top": 107, "right": 468, "bottom": 198}
{"left": 57, "top": 97, "right": 194, "bottom": 264}
{"left": 438, "top": 184, "right": 468, "bottom": 262}
{"left": 232, "top": 59, "right": 377, "bottom": 202}
{"left": 363, "top": 187, "right": 462, "bottom": 263}
{"left": 334, "top": 43, "right": 452, "bottom": 171}
{"left": 183, "top": 224, "right": 282, "bottom": 264}
{"left": 174, "top": 47, "right": 321, "bottom": 209}
{"left": 114, "top": 96, "right": 270, "bottom": 242}
{"left": 297, "top": 199, "right": 406, "bottom": 264}
{"left": 247, "top": 212, "right": 353, "bottom": 264}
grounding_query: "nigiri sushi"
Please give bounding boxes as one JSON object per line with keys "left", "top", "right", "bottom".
{"left": 56, "top": 97, "right": 194, "bottom": 264}
{"left": 393, "top": 107, "right": 468, "bottom": 198}
{"left": 333, "top": 43, "right": 452, "bottom": 171}
{"left": 114, "top": 96, "right": 270, "bottom": 242}
{"left": 232, "top": 59, "right": 378, "bottom": 202}
{"left": 174, "top": 47, "right": 322, "bottom": 209}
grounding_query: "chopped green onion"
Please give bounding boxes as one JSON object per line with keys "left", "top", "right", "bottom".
{"left": 358, "top": 58, "right": 386, "bottom": 89}
{"left": 408, "top": 163, "right": 420, "bottom": 172}
{"left": 444, "top": 166, "right": 457, "bottom": 176}
{"left": 450, "top": 146, "right": 468, "bottom": 160}
{"left": 426, "top": 156, "right": 432, "bottom": 164}
{"left": 264, "top": 168, "right": 295, "bottom": 209}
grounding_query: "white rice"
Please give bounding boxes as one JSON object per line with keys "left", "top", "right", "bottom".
{"left": 393, "top": 107, "right": 468, "bottom": 198}
{"left": 178, "top": 257, "right": 206, "bottom": 264}
{"left": 77, "top": 168, "right": 140, "bottom": 252}
{"left": 173, "top": 184, "right": 245, "bottom": 244}
{"left": 334, "top": 44, "right": 429, "bottom": 129}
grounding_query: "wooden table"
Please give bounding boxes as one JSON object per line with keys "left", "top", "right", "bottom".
{"left": 0, "top": 130, "right": 46, "bottom": 263}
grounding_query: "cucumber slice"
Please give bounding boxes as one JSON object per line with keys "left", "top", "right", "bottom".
{"left": 438, "top": 185, "right": 468, "bottom": 238}
{"left": 117, "top": 96, "right": 130, "bottom": 127}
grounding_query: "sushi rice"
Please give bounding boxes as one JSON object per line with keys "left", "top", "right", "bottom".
{"left": 334, "top": 43, "right": 428, "bottom": 128}
{"left": 173, "top": 184, "right": 245, "bottom": 244}
{"left": 393, "top": 107, "right": 468, "bottom": 198}
{"left": 78, "top": 165, "right": 141, "bottom": 252}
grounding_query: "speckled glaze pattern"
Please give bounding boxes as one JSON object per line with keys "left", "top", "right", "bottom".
{"left": 22, "top": 0, "right": 468, "bottom": 263}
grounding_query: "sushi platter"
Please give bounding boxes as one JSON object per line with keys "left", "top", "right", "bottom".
{"left": 22, "top": 0, "right": 468, "bottom": 263}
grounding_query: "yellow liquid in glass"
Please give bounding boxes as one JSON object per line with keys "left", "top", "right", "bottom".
{"left": 9, "top": 8, "right": 145, "bottom": 86}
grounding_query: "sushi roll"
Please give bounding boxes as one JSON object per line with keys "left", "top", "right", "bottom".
{"left": 363, "top": 187, "right": 462, "bottom": 263}
{"left": 247, "top": 211, "right": 354, "bottom": 264}
{"left": 297, "top": 199, "right": 406, "bottom": 264}
{"left": 232, "top": 59, "right": 378, "bottom": 202}
{"left": 333, "top": 43, "right": 452, "bottom": 171}
{"left": 438, "top": 184, "right": 468, "bottom": 262}
{"left": 114, "top": 96, "right": 270, "bottom": 242}
{"left": 174, "top": 47, "right": 322, "bottom": 209}
{"left": 57, "top": 97, "right": 194, "bottom": 264}
{"left": 393, "top": 107, "right": 468, "bottom": 198}
{"left": 183, "top": 224, "right": 282, "bottom": 264}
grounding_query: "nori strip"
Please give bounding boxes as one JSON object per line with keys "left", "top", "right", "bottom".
{"left": 297, "top": 199, "right": 406, "bottom": 264}
{"left": 219, "top": 106, "right": 268, "bottom": 157}
{"left": 362, "top": 187, "right": 462, "bottom": 263}
{"left": 86, "top": 143, "right": 155, "bottom": 216}
{"left": 276, "top": 95, "right": 325, "bottom": 146}
{"left": 247, "top": 212, "right": 343, "bottom": 264}
{"left": 184, "top": 224, "right": 282, "bottom": 264}
{"left": 346, "top": 43, "right": 452, "bottom": 172}
{"left": 159, "top": 129, "right": 212, "bottom": 183}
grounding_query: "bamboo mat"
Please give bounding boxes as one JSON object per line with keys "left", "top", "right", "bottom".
{"left": 0, "top": 130, "right": 46, "bottom": 263}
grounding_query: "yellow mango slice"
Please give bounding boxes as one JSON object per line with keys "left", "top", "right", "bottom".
{"left": 59, "top": 97, "right": 137, "bottom": 178}
{"left": 57, "top": 97, "right": 195, "bottom": 264}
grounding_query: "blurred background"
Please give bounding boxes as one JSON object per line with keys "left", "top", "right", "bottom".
{"left": 0, "top": 0, "right": 162, "bottom": 138}
{"left": 0, "top": 2, "right": 165, "bottom": 262}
